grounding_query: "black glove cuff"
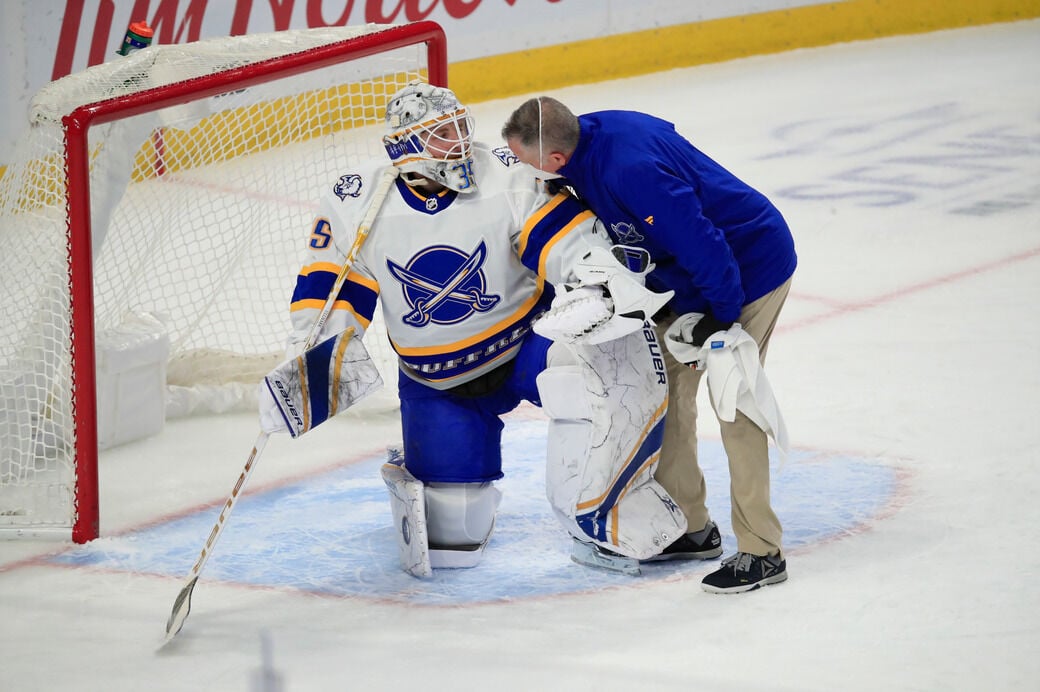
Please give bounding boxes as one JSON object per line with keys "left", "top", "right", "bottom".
{"left": 689, "top": 313, "right": 734, "bottom": 347}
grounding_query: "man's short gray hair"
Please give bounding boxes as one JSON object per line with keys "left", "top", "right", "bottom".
{"left": 501, "top": 97, "right": 580, "bottom": 154}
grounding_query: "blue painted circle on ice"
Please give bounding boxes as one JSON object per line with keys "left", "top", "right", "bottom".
{"left": 51, "top": 419, "right": 900, "bottom": 605}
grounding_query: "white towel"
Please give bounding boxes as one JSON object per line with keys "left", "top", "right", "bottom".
{"left": 664, "top": 316, "right": 789, "bottom": 463}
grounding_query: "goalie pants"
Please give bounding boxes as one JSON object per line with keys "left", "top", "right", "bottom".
{"left": 397, "top": 333, "right": 551, "bottom": 484}
{"left": 653, "top": 278, "right": 792, "bottom": 557}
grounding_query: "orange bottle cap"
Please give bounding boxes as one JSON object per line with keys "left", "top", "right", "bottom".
{"left": 129, "top": 21, "right": 154, "bottom": 38}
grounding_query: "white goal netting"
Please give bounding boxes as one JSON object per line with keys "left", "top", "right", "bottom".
{"left": 0, "top": 23, "right": 441, "bottom": 539}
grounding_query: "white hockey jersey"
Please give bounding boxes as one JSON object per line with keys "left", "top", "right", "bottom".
{"left": 289, "top": 144, "right": 611, "bottom": 390}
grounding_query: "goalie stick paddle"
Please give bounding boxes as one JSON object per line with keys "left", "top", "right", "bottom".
{"left": 163, "top": 167, "right": 400, "bottom": 644}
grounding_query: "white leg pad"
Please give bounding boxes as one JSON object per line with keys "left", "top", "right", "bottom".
{"left": 425, "top": 482, "right": 502, "bottom": 569}
{"left": 380, "top": 447, "right": 432, "bottom": 578}
{"left": 538, "top": 327, "right": 687, "bottom": 560}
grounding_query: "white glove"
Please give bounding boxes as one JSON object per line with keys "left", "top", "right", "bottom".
{"left": 533, "top": 285, "right": 614, "bottom": 344}
{"left": 535, "top": 275, "right": 673, "bottom": 346}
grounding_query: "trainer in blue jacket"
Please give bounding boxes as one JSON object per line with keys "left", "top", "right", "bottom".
{"left": 503, "top": 97, "right": 796, "bottom": 594}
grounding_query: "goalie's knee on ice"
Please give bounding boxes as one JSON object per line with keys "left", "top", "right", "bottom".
{"left": 381, "top": 449, "right": 502, "bottom": 575}
{"left": 425, "top": 482, "right": 501, "bottom": 548}
{"left": 425, "top": 481, "right": 501, "bottom": 569}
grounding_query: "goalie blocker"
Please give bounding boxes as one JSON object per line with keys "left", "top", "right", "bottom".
{"left": 258, "top": 327, "right": 383, "bottom": 437}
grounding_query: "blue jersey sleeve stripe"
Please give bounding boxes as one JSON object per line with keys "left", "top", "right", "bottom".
{"left": 519, "top": 195, "right": 593, "bottom": 274}
{"left": 517, "top": 192, "right": 567, "bottom": 259}
{"left": 290, "top": 274, "right": 378, "bottom": 328}
{"left": 533, "top": 210, "right": 594, "bottom": 277}
{"left": 298, "top": 261, "right": 341, "bottom": 276}
{"left": 292, "top": 267, "right": 378, "bottom": 301}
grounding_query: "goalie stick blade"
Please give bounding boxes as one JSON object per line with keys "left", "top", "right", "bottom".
{"left": 164, "top": 575, "right": 199, "bottom": 642}
{"left": 569, "top": 539, "right": 641, "bottom": 576}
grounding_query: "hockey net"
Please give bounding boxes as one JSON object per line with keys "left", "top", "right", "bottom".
{"left": 0, "top": 22, "right": 446, "bottom": 541}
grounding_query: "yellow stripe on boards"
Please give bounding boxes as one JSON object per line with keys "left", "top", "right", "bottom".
{"left": 6, "top": 4, "right": 1037, "bottom": 192}
{"left": 449, "top": 0, "right": 1040, "bottom": 103}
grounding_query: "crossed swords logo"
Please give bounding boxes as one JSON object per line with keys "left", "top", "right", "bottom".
{"left": 386, "top": 241, "right": 500, "bottom": 326}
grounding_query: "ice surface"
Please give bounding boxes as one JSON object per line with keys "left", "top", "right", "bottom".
{"left": 1, "top": 20, "right": 1038, "bottom": 691}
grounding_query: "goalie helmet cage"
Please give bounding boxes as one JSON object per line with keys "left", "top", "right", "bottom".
{"left": 0, "top": 21, "right": 447, "bottom": 543}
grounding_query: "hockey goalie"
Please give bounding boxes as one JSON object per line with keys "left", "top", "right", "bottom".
{"left": 259, "top": 82, "right": 686, "bottom": 576}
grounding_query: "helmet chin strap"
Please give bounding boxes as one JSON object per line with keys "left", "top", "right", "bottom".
{"left": 399, "top": 170, "right": 448, "bottom": 197}
{"left": 401, "top": 171, "right": 433, "bottom": 186}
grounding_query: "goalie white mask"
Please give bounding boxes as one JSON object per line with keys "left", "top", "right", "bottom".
{"left": 383, "top": 82, "right": 478, "bottom": 193}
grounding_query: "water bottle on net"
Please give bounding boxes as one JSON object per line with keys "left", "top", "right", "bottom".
{"left": 116, "top": 20, "right": 154, "bottom": 56}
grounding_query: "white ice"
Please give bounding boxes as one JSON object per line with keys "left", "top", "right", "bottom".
{"left": 2, "top": 20, "right": 1039, "bottom": 691}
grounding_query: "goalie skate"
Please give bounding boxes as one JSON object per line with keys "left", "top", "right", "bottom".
{"left": 569, "top": 538, "right": 641, "bottom": 576}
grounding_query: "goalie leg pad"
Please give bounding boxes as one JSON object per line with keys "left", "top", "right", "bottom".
{"left": 380, "top": 446, "right": 432, "bottom": 578}
{"left": 537, "top": 329, "right": 687, "bottom": 560}
{"left": 425, "top": 482, "right": 502, "bottom": 568}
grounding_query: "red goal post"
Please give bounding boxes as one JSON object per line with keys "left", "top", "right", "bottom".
{"left": 0, "top": 22, "right": 447, "bottom": 543}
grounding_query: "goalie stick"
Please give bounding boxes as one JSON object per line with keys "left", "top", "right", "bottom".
{"left": 163, "top": 166, "right": 399, "bottom": 643}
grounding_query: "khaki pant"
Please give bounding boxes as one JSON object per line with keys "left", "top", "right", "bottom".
{"left": 653, "top": 278, "right": 791, "bottom": 557}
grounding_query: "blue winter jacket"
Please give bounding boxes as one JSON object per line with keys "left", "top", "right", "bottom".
{"left": 558, "top": 111, "right": 797, "bottom": 322}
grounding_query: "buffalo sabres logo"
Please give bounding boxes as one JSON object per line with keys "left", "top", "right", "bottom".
{"left": 387, "top": 241, "right": 500, "bottom": 327}
{"left": 334, "top": 174, "right": 363, "bottom": 200}
{"left": 491, "top": 146, "right": 520, "bottom": 166}
{"left": 610, "top": 221, "right": 644, "bottom": 244}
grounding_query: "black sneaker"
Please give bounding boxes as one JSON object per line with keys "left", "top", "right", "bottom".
{"left": 701, "top": 552, "right": 787, "bottom": 593}
{"left": 642, "top": 520, "right": 723, "bottom": 562}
